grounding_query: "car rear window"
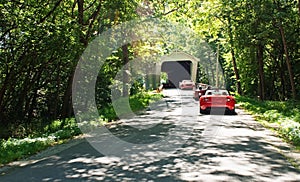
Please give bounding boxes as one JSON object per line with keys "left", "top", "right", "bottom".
{"left": 206, "top": 90, "right": 229, "bottom": 95}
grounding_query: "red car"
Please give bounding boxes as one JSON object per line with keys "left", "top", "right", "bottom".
{"left": 199, "top": 89, "right": 236, "bottom": 114}
{"left": 179, "top": 80, "right": 195, "bottom": 90}
{"left": 193, "top": 83, "right": 209, "bottom": 99}
{"left": 194, "top": 88, "right": 207, "bottom": 99}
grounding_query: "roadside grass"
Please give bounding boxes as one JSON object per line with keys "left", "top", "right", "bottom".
{"left": 0, "top": 91, "right": 163, "bottom": 166}
{"left": 0, "top": 118, "right": 81, "bottom": 165}
{"left": 236, "top": 96, "right": 300, "bottom": 147}
{"left": 99, "top": 91, "right": 163, "bottom": 121}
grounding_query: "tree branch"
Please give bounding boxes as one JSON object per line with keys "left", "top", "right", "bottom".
{"left": 86, "top": 1, "right": 103, "bottom": 40}
{"left": 39, "top": 0, "right": 64, "bottom": 24}
{"left": 84, "top": 0, "right": 97, "bottom": 11}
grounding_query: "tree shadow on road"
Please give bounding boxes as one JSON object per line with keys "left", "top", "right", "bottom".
{"left": 1, "top": 120, "right": 299, "bottom": 182}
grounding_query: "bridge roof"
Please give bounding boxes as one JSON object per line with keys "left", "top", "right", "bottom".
{"left": 160, "top": 51, "right": 199, "bottom": 64}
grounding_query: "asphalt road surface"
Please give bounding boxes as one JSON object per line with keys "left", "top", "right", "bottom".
{"left": 1, "top": 89, "right": 299, "bottom": 181}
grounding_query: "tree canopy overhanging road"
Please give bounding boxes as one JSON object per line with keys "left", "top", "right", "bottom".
{"left": 1, "top": 0, "right": 300, "bottom": 132}
{"left": 0, "top": 0, "right": 300, "bottom": 180}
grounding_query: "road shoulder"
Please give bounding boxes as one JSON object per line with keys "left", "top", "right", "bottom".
{"left": 0, "top": 135, "right": 86, "bottom": 176}
{"left": 237, "top": 107, "right": 300, "bottom": 169}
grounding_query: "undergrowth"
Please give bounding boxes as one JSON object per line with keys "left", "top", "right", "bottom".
{"left": 0, "top": 118, "right": 81, "bottom": 165}
{"left": 0, "top": 91, "right": 162, "bottom": 165}
{"left": 236, "top": 96, "right": 300, "bottom": 146}
{"left": 99, "top": 91, "right": 163, "bottom": 121}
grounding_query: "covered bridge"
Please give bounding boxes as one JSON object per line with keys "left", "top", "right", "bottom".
{"left": 145, "top": 52, "right": 199, "bottom": 89}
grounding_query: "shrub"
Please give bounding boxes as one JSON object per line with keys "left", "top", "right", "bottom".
{"left": 0, "top": 136, "right": 55, "bottom": 164}
{"left": 0, "top": 91, "right": 163, "bottom": 165}
{"left": 236, "top": 96, "right": 300, "bottom": 146}
{"left": 263, "top": 110, "right": 282, "bottom": 123}
{"left": 279, "top": 119, "right": 300, "bottom": 145}
{"left": 99, "top": 91, "right": 163, "bottom": 121}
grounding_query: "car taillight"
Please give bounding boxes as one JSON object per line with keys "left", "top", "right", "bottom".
{"left": 204, "top": 98, "right": 209, "bottom": 102}
{"left": 227, "top": 98, "right": 231, "bottom": 102}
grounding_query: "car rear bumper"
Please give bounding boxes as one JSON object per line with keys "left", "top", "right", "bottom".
{"left": 180, "top": 85, "right": 194, "bottom": 89}
{"left": 200, "top": 104, "right": 235, "bottom": 111}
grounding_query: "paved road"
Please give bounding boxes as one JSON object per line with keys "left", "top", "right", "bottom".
{"left": 1, "top": 89, "right": 299, "bottom": 181}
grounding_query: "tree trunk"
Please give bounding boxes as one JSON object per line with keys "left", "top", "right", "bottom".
{"left": 272, "top": 52, "right": 286, "bottom": 100}
{"left": 257, "top": 44, "right": 265, "bottom": 101}
{"left": 27, "top": 89, "right": 38, "bottom": 123}
{"left": 77, "top": 0, "right": 88, "bottom": 46}
{"left": 298, "top": 0, "right": 300, "bottom": 16}
{"left": 231, "top": 49, "right": 242, "bottom": 95}
{"left": 216, "top": 44, "right": 219, "bottom": 88}
{"left": 0, "top": 71, "right": 11, "bottom": 115}
{"left": 280, "top": 55, "right": 287, "bottom": 100}
{"left": 122, "top": 44, "right": 130, "bottom": 97}
{"left": 208, "top": 53, "right": 214, "bottom": 86}
{"left": 279, "top": 24, "right": 296, "bottom": 100}
{"left": 228, "top": 17, "right": 242, "bottom": 95}
{"left": 61, "top": 72, "right": 74, "bottom": 119}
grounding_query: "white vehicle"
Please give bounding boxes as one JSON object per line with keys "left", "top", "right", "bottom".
{"left": 179, "top": 80, "right": 195, "bottom": 90}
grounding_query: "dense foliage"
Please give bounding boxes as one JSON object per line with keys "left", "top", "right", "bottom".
{"left": 0, "top": 0, "right": 299, "bottom": 139}
{"left": 237, "top": 96, "right": 300, "bottom": 146}
{"left": 0, "top": 0, "right": 140, "bottom": 138}
{"left": 0, "top": 118, "right": 81, "bottom": 165}
{"left": 187, "top": 0, "right": 300, "bottom": 100}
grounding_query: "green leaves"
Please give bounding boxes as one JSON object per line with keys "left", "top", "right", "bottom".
{"left": 237, "top": 96, "right": 300, "bottom": 145}
{"left": 1, "top": 0, "right": 299, "bottom": 141}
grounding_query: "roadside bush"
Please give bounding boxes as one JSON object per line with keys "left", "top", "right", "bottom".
{"left": 263, "top": 110, "right": 282, "bottom": 123}
{"left": 43, "top": 118, "right": 82, "bottom": 137}
{"left": 99, "top": 91, "right": 163, "bottom": 121}
{"left": 279, "top": 119, "right": 300, "bottom": 145}
{"left": 99, "top": 104, "right": 117, "bottom": 121}
{"left": 236, "top": 96, "right": 300, "bottom": 146}
{"left": 0, "top": 91, "right": 163, "bottom": 165}
{"left": 0, "top": 119, "right": 82, "bottom": 165}
{"left": 0, "top": 136, "right": 55, "bottom": 164}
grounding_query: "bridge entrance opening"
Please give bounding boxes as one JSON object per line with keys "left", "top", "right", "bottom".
{"left": 161, "top": 60, "right": 192, "bottom": 88}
